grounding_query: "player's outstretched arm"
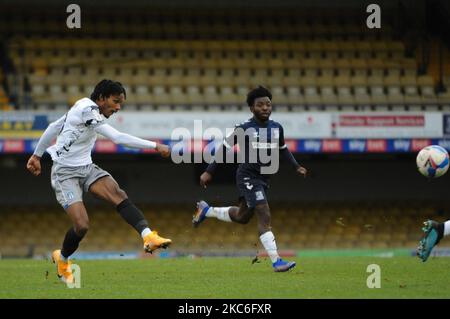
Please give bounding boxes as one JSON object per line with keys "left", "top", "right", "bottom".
{"left": 200, "top": 158, "right": 219, "bottom": 188}
{"left": 200, "top": 141, "right": 231, "bottom": 188}
{"left": 279, "top": 147, "right": 307, "bottom": 178}
{"left": 155, "top": 143, "right": 170, "bottom": 157}
{"left": 296, "top": 165, "right": 307, "bottom": 177}
{"left": 95, "top": 124, "right": 170, "bottom": 157}
{"left": 278, "top": 125, "right": 307, "bottom": 177}
{"left": 26, "top": 154, "right": 42, "bottom": 176}
{"left": 199, "top": 171, "right": 213, "bottom": 188}
{"left": 200, "top": 126, "right": 240, "bottom": 188}
{"left": 27, "top": 115, "right": 66, "bottom": 176}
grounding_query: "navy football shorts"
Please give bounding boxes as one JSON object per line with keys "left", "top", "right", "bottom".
{"left": 237, "top": 176, "right": 269, "bottom": 208}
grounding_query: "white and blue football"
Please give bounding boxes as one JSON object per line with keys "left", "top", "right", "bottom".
{"left": 416, "top": 145, "right": 449, "bottom": 178}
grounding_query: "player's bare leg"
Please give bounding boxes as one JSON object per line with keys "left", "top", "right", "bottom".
{"left": 52, "top": 201, "right": 89, "bottom": 284}
{"left": 193, "top": 198, "right": 252, "bottom": 226}
{"left": 255, "top": 203, "right": 296, "bottom": 272}
{"left": 254, "top": 203, "right": 271, "bottom": 234}
{"left": 89, "top": 176, "right": 171, "bottom": 253}
{"left": 229, "top": 199, "right": 255, "bottom": 224}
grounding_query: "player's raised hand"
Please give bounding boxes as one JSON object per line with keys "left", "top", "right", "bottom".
{"left": 156, "top": 143, "right": 170, "bottom": 158}
{"left": 26, "top": 155, "right": 42, "bottom": 176}
{"left": 297, "top": 166, "right": 307, "bottom": 178}
{"left": 200, "top": 172, "right": 213, "bottom": 188}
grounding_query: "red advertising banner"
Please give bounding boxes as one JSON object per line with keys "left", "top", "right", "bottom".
{"left": 366, "top": 139, "right": 387, "bottom": 152}
{"left": 322, "top": 139, "right": 342, "bottom": 152}
{"left": 95, "top": 140, "right": 117, "bottom": 153}
{"left": 339, "top": 115, "right": 425, "bottom": 127}
{"left": 285, "top": 139, "right": 297, "bottom": 152}
{"left": 336, "top": 113, "right": 442, "bottom": 138}
{"left": 4, "top": 139, "right": 25, "bottom": 153}
{"left": 411, "top": 139, "right": 432, "bottom": 152}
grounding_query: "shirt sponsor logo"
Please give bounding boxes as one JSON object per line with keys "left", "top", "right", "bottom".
{"left": 251, "top": 142, "right": 278, "bottom": 149}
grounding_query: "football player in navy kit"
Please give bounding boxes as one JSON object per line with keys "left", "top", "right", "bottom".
{"left": 193, "top": 86, "right": 307, "bottom": 272}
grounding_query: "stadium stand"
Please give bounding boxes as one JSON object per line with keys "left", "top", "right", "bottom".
{"left": 0, "top": 82, "right": 11, "bottom": 111}
{"left": 1, "top": 2, "right": 450, "bottom": 260}
{"left": 1, "top": 203, "right": 449, "bottom": 258}
{"left": 1, "top": 7, "right": 449, "bottom": 110}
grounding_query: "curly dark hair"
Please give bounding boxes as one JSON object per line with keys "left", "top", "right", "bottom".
{"left": 90, "top": 79, "right": 126, "bottom": 101}
{"left": 246, "top": 85, "right": 272, "bottom": 107}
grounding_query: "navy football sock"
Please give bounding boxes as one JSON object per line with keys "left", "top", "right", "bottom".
{"left": 61, "top": 228, "right": 84, "bottom": 258}
{"left": 116, "top": 198, "right": 149, "bottom": 234}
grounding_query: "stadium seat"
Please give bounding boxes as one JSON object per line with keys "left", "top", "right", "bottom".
{"left": 2, "top": 7, "right": 446, "bottom": 110}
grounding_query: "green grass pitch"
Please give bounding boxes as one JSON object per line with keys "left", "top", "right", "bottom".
{"left": 1, "top": 256, "right": 450, "bottom": 298}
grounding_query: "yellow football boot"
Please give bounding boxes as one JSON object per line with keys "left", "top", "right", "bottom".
{"left": 51, "top": 250, "right": 74, "bottom": 284}
{"left": 143, "top": 231, "right": 172, "bottom": 253}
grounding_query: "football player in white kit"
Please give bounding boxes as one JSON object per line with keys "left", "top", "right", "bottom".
{"left": 26, "top": 80, "right": 172, "bottom": 284}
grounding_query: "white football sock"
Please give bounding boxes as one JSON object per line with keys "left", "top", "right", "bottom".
{"left": 260, "top": 231, "right": 280, "bottom": 263}
{"left": 206, "top": 207, "right": 232, "bottom": 222}
{"left": 444, "top": 221, "right": 450, "bottom": 237}
{"left": 141, "top": 227, "right": 152, "bottom": 238}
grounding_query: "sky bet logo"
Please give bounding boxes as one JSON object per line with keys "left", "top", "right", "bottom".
{"left": 393, "top": 140, "right": 410, "bottom": 152}
{"left": 348, "top": 140, "right": 366, "bottom": 152}
{"left": 303, "top": 140, "right": 322, "bottom": 153}
{"left": 437, "top": 140, "right": 450, "bottom": 150}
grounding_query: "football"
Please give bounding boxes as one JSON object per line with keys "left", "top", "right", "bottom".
{"left": 416, "top": 145, "right": 449, "bottom": 178}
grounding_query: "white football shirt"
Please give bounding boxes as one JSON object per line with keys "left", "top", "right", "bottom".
{"left": 33, "top": 97, "right": 157, "bottom": 166}
{"left": 46, "top": 98, "right": 104, "bottom": 166}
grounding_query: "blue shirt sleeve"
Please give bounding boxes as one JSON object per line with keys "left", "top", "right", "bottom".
{"left": 278, "top": 123, "right": 300, "bottom": 170}
{"left": 278, "top": 124, "right": 287, "bottom": 149}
